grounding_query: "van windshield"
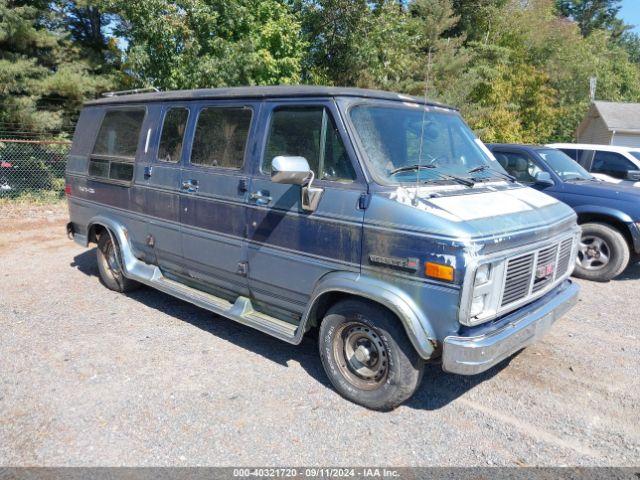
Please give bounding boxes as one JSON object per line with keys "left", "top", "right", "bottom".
{"left": 349, "top": 104, "right": 505, "bottom": 185}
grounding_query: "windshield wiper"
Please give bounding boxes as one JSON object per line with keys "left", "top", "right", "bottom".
{"left": 467, "top": 164, "right": 516, "bottom": 182}
{"left": 389, "top": 164, "right": 438, "bottom": 176}
{"left": 390, "top": 163, "right": 475, "bottom": 187}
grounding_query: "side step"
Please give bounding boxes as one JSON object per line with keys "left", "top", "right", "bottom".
{"left": 154, "top": 276, "right": 299, "bottom": 343}
{"left": 106, "top": 224, "right": 301, "bottom": 344}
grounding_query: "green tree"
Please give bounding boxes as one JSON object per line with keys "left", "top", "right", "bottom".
{"left": 555, "top": 0, "right": 624, "bottom": 37}
{"left": 0, "top": 0, "right": 112, "bottom": 133}
{"left": 111, "top": 0, "right": 306, "bottom": 89}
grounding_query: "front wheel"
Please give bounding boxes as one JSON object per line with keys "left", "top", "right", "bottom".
{"left": 573, "top": 222, "right": 630, "bottom": 282}
{"left": 318, "top": 299, "right": 424, "bottom": 411}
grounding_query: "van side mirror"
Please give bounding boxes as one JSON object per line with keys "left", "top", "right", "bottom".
{"left": 271, "top": 156, "right": 312, "bottom": 185}
{"left": 534, "top": 171, "right": 554, "bottom": 186}
{"left": 270, "top": 155, "right": 324, "bottom": 212}
{"left": 626, "top": 170, "right": 640, "bottom": 181}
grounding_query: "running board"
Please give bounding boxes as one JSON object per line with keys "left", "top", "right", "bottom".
{"left": 106, "top": 224, "right": 301, "bottom": 344}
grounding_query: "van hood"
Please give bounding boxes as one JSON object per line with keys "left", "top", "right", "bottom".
{"left": 366, "top": 183, "right": 576, "bottom": 255}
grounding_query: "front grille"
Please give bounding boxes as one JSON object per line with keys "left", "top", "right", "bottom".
{"left": 532, "top": 244, "right": 558, "bottom": 293}
{"left": 556, "top": 237, "right": 573, "bottom": 276}
{"left": 500, "top": 235, "right": 574, "bottom": 309}
{"left": 501, "top": 254, "right": 534, "bottom": 306}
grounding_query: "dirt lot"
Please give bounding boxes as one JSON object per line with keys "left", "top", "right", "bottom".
{"left": 1, "top": 203, "right": 639, "bottom": 466}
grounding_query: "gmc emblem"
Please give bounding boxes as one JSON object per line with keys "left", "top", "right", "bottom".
{"left": 536, "top": 263, "right": 555, "bottom": 279}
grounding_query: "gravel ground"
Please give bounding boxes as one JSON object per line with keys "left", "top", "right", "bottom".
{"left": 1, "top": 203, "right": 639, "bottom": 466}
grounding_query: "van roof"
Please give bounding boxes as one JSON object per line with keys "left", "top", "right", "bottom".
{"left": 85, "top": 85, "right": 456, "bottom": 110}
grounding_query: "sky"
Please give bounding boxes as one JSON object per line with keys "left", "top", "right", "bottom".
{"left": 620, "top": 0, "right": 640, "bottom": 32}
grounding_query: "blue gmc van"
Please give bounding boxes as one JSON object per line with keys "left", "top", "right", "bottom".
{"left": 66, "top": 86, "right": 580, "bottom": 410}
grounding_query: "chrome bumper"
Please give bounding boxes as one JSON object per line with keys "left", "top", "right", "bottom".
{"left": 442, "top": 280, "right": 579, "bottom": 375}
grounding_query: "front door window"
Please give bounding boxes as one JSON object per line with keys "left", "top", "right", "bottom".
{"left": 262, "top": 107, "right": 356, "bottom": 182}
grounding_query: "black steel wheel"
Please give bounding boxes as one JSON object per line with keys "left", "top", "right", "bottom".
{"left": 319, "top": 299, "right": 424, "bottom": 411}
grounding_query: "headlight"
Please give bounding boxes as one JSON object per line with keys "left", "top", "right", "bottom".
{"left": 460, "top": 259, "right": 506, "bottom": 326}
{"left": 469, "top": 294, "right": 486, "bottom": 318}
{"left": 474, "top": 263, "right": 491, "bottom": 285}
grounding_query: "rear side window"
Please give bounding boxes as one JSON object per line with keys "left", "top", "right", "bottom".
{"left": 263, "top": 107, "right": 356, "bottom": 182}
{"left": 93, "top": 109, "right": 145, "bottom": 158}
{"left": 190, "top": 107, "right": 252, "bottom": 169}
{"left": 158, "top": 108, "right": 189, "bottom": 163}
{"left": 89, "top": 108, "right": 145, "bottom": 182}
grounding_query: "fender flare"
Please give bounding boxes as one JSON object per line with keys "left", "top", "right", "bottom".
{"left": 572, "top": 205, "right": 633, "bottom": 224}
{"left": 86, "top": 215, "right": 157, "bottom": 282}
{"left": 299, "top": 271, "right": 438, "bottom": 359}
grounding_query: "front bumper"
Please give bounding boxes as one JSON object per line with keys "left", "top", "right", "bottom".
{"left": 442, "top": 280, "right": 579, "bottom": 375}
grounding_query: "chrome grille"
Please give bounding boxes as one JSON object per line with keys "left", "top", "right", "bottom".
{"left": 501, "top": 253, "right": 534, "bottom": 306}
{"left": 556, "top": 237, "right": 573, "bottom": 277}
{"left": 532, "top": 244, "right": 558, "bottom": 293}
{"left": 500, "top": 235, "right": 575, "bottom": 309}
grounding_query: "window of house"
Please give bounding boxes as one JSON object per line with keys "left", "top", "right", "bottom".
{"left": 263, "top": 107, "right": 356, "bottom": 182}
{"left": 190, "top": 107, "right": 252, "bottom": 169}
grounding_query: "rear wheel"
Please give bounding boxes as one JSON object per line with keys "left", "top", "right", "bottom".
{"left": 573, "top": 222, "right": 630, "bottom": 282}
{"left": 318, "top": 299, "right": 424, "bottom": 411}
{"left": 96, "top": 233, "right": 140, "bottom": 293}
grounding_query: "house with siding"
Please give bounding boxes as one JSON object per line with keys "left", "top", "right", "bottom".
{"left": 576, "top": 101, "right": 640, "bottom": 147}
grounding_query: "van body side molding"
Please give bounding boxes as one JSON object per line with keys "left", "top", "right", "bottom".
{"left": 86, "top": 216, "right": 437, "bottom": 358}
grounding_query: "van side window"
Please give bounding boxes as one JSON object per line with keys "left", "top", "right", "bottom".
{"left": 93, "top": 109, "right": 145, "bottom": 158}
{"left": 89, "top": 108, "right": 145, "bottom": 182}
{"left": 190, "top": 107, "right": 252, "bottom": 169}
{"left": 158, "top": 108, "right": 189, "bottom": 163}
{"left": 263, "top": 107, "right": 356, "bottom": 182}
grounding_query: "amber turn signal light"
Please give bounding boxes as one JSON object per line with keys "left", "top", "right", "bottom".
{"left": 425, "top": 262, "right": 454, "bottom": 282}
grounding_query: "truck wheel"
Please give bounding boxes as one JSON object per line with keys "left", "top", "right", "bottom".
{"left": 573, "top": 222, "right": 630, "bottom": 282}
{"left": 318, "top": 299, "right": 424, "bottom": 411}
{"left": 96, "top": 233, "right": 140, "bottom": 293}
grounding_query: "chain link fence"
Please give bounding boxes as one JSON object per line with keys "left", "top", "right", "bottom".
{"left": 0, "top": 138, "right": 70, "bottom": 205}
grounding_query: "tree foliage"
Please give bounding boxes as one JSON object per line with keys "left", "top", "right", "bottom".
{"left": 110, "top": 0, "right": 306, "bottom": 90}
{"left": 0, "top": 0, "right": 113, "bottom": 133}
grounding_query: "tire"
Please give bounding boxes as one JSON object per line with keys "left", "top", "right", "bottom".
{"left": 96, "top": 233, "right": 140, "bottom": 293}
{"left": 573, "top": 222, "right": 630, "bottom": 282}
{"left": 318, "top": 299, "right": 424, "bottom": 411}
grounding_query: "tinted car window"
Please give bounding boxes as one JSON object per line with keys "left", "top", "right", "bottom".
{"left": 158, "top": 108, "right": 189, "bottom": 163}
{"left": 191, "top": 107, "right": 252, "bottom": 169}
{"left": 592, "top": 151, "right": 636, "bottom": 179}
{"left": 263, "top": 107, "right": 355, "bottom": 182}
{"left": 90, "top": 108, "right": 145, "bottom": 182}
{"left": 93, "top": 109, "right": 145, "bottom": 159}
{"left": 494, "top": 151, "right": 541, "bottom": 183}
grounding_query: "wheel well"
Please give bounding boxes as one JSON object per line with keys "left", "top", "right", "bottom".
{"left": 576, "top": 213, "right": 633, "bottom": 248}
{"left": 306, "top": 291, "right": 399, "bottom": 331}
{"left": 87, "top": 223, "right": 106, "bottom": 245}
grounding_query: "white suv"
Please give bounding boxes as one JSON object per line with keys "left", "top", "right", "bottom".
{"left": 546, "top": 143, "right": 640, "bottom": 185}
